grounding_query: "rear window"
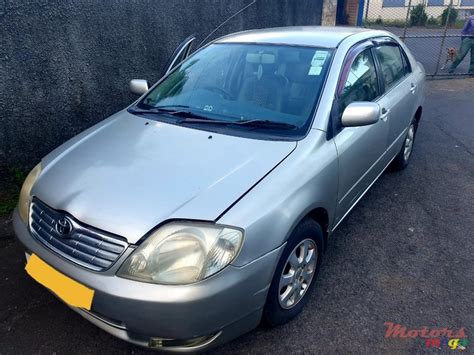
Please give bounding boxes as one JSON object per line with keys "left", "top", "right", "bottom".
{"left": 374, "top": 45, "right": 406, "bottom": 90}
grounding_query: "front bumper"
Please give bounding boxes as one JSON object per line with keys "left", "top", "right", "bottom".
{"left": 13, "top": 209, "right": 284, "bottom": 351}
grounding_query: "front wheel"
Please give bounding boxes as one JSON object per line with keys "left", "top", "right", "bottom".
{"left": 262, "top": 218, "right": 323, "bottom": 327}
{"left": 391, "top": 119, "right": 417, "bottom": 171}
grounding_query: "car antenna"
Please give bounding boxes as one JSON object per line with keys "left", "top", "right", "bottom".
{"left": 197, "top": 0, "right": 257, "bottom": 49}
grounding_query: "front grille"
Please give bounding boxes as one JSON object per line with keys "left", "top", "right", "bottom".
{"left": 29, "top": 198, "right": 128, "bottom": 271}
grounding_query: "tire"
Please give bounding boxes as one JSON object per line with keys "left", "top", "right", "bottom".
{"left": 390, "top": 118, "right": 418, "bottom": 171}
{"left": 262, "top": 218, "right": 324, "bottom": 327}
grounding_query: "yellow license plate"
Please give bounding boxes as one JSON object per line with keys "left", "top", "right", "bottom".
{"left": 25, "top": 254, "right": 94, "bottom": 310}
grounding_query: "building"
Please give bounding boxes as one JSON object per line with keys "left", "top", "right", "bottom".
{"left": 367, "top": 0, "right": 474, "bottom": 21}
{"left": 334, "top": 0, "right": 474, "bottom": 25}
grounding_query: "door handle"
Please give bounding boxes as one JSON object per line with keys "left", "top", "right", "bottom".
{"left": 380, "top": 108, "right": 390, "bottom": 122}
{"left": 410, "top": 83, "right": 417, "bottom": 94}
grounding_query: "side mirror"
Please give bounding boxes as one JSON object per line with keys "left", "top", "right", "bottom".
{"left": 129, "top": 79, "right": 149, "bottom": 95}
{"left": 341, "top": 102, "right": 380, "bottom": 127}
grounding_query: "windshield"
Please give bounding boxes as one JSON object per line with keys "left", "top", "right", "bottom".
{"left": 133, "top": 43, "right": 333, "bottom": 139}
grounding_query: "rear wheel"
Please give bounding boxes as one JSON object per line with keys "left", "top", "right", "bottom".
{"left": 391, "top": 119, "right": 417, "bottom": 171}
{"left": 262, "top": 218, "right": 323, "bottom": 326}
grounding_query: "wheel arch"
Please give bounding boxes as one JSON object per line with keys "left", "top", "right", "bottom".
{"left": 306, "top": 207, "right": 329, "bottom": 252}
{"left": 285, "top": 206, "right": 330, "bottom": 254}
{"left": 414, "top": 106, "right": 422, "bottom": 125}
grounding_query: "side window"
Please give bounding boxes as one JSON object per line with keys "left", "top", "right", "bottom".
{"left": 374, "top": 45, "right": 405, "bottom": 90}
{"left": 339, "top": 48, "right": 379, "bottom": 116}
{"left": 400, "top": 47, "right": 412, "bottom": 75}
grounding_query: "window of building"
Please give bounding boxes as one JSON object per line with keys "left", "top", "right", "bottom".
{"left": 427, "top": 0, "right": 444, "bottom": 5}
{"left": 383, "top": 0, "right": 405, "bottom": 7}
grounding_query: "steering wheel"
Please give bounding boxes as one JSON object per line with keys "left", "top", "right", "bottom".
{"left": 204, "top": 86, "right": 232, "bottom": 100}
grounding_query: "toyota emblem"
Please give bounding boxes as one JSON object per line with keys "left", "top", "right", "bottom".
{"left": 55, "top": 217, "right": 73, "bottom": 236}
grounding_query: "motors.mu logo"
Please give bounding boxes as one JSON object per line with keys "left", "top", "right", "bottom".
{"left": 384, "top": 322, "right": 468, "bottom": 350}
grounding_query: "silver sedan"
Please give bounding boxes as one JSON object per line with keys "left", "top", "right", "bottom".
{"left": 14, "top": 26, "right": 425, "bottom": 352}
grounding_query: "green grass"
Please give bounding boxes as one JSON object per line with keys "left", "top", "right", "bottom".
{"left": 0, "top": 168, "right": 26, "bottom": 217}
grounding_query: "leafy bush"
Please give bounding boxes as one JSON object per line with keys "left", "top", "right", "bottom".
{"left": 440, "top": 7, "right": 458, "bottom": 26}
{"left": 454, "top": 19, "right": 466, "bottom": 28}
{"left": 426, "top": 16, "right": 439, "bottom": 27}
{"left": 410, "top": 4, "right": 428, "bottom": 26}
{"left": 364, "top": 18, "right": 406, "bottom": 28}
{"left": 382, "top": 19, "right": 410, "bottom": 27}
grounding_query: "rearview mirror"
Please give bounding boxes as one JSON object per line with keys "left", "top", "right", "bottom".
{"left": 129, "top": 79, "right": 149, "bottom": 95}
{"left": 341, "top": 102, "right": 380, "bottom": 127}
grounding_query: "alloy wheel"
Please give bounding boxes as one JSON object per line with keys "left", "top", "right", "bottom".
{"left": 403, "top": 123, "right": 415, "bottom": 161}
{"left": 278, "top": 239, "right": 317, "bottom": 309}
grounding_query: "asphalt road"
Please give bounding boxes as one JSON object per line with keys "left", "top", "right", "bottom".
{"left": 0, "top": 79, "right": 473, "bottom": 353}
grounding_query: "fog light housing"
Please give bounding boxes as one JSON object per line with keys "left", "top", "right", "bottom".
{"left": 148, "top": 332, "right": 220, "bottom": 349}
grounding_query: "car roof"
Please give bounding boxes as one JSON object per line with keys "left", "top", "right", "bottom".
{"left": 215, "top": 26, "right": 379, "bottom": 48}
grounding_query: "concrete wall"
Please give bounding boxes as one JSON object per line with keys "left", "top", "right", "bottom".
{"left": 0, "top": 0, "right": 323, "bottom": 171}
{"left": 322, "top": 0, "right": 338, "bottom": 25}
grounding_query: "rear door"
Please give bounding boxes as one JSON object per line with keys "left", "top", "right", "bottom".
{"left": 372, "top": 40, "right": 417, "bottom": 156}
{"left": 333, "top": 43, "right": 390, "bottom": 224}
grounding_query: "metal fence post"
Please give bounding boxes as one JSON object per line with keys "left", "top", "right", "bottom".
{"left": 401, "top": 0, "right": 413, "bottom": 41}
{"left": 364, "top": 0, "right": 370, "bottom": 26}
{"left": 433, "top": 0, "right": 453, "bottom": 76}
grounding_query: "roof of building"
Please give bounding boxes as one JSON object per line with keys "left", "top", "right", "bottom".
{"left": 215, "top": 26, "right": 376, "bottom": 48}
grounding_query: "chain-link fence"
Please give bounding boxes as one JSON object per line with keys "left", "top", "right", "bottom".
{"left": 360, "top": 0, "right": 474, "bottom": 77}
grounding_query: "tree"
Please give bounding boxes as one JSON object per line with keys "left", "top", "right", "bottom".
{"left": 410, "top": 4, "right": 428, "bottom": 26}
{"left": 440, "top": 7, "right": 458, "bottom": 26}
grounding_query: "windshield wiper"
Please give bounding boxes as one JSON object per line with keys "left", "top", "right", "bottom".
{"left": 130, "top": 107, "right": 297, "bottom": 130}
{"left": 130, "top": 105, "right": 191, "bottom": 114}
{"left": 235, "top": 119, "right": 297, "bottom": 130}
{"left": 130, "top": 105, "right": 214, "bottom": 120}
{"left": 176, "top": 117, "right": 235, "bottom": 124}
{"left": 153, "top": 105, "right": 192, "bottom": 111}
{"left": 177, "top": 117, "right": 297, "bottom": 130}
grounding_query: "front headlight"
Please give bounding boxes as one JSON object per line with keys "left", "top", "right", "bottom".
{"left": 117, "top": 222, "right": 243, "bottom": 285}
{"left": 18, "top": 163, "right": 42, "bottom": 223}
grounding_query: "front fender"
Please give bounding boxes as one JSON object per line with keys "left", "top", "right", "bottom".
{"left": 219, "top": 130, "right": 339, "bottom": 267}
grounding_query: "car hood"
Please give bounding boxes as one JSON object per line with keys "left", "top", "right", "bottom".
{"left": 33, "top": 111, "right": 296, "bottom": 243}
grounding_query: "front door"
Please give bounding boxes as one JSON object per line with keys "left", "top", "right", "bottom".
{"left": 333, "top": 45, "right": 390, "bottom": 225}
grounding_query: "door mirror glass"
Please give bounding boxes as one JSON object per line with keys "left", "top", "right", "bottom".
{"left": 341, "top": 102, "right": 380, "bottom": 127}
{"left": 129, "top": 79, "right": 149, "bottom": 95}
